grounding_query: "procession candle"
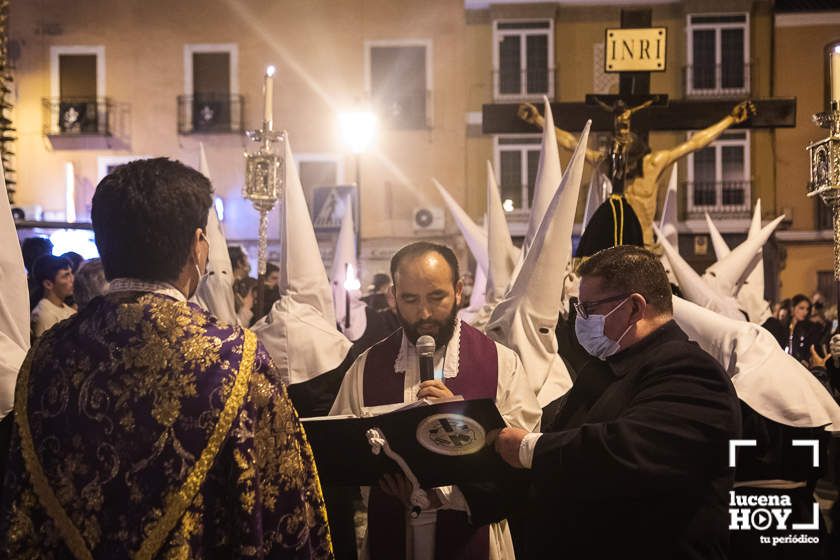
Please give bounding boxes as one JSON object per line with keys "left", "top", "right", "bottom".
{"left": 831, "top": 49, "right": 840, "bottom": 106}
{"left": 264, "top": 65, "right": 275, "bottom": 129}
{"left": 344, "top": 263, "right": 351, "bottom": 328}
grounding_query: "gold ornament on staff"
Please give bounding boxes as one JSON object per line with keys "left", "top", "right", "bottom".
{"left": 243, "top": 65, "right": 285, "bottom": 277}
{"left": 806, "top": 48, "right": 840, "bottom": 282}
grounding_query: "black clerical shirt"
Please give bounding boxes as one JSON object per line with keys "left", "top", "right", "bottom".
{"left": 525, "top": 320, "right": 742, "bottom": 560}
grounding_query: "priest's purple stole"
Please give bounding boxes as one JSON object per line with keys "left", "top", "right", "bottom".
{"left": 362, "top": 321, "right": 498, "bottom": 559}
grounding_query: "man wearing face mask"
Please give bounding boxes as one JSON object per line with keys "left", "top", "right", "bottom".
{"left": 331, "top": 241, "right": 540, "bottom": 560}
{"left": 494, "top": 245, "right": 741, "bottom": 559}
{"left": 0, "top": 158, "right": 332, "bottom": 559}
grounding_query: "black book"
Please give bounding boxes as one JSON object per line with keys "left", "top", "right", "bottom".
{"left": 303, "top": 398, "right": 513, "bottom": 487}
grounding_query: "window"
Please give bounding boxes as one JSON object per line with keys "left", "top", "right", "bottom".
{"left": 182, "top": 44, "right": 240, "bottom": 133}
{"left": 294, "top": 153, "right": 345, "bottom": 204}
{"left": 494, "top": 135, "right": 541, "bottom": 212}
{"left": 48, "top": 46, "right": 106, "bottom": 135}
{"left": 686, "top": 13, "right": 749, "bottom": 96}
{"left": 686, "top": 130, "right": 751, "bottom": 217}
{"left": 493, "top": 19, "right": 554, "bottom": 100}
{"left": 366, "top": 40, "right": 431, "bottom": 129}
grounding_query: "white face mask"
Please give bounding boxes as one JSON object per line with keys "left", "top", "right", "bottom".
{"left": 575, "top": 297, "right": 633, "bottom": 360}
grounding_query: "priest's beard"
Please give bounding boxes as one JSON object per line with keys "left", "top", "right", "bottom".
{"left": 397, "top": 302, "right": 459, "bottom": 350}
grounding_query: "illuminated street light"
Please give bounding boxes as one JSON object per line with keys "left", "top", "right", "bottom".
{"left": 338, "top": 109, "right": 377, "bottom": 258}
{"left": 339, "top": 110, "right": 377, "bottom": 155}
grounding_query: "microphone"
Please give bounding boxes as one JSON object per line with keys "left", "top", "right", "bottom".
{"left": 417, "top": 335, "right": 436, "bottom": 382}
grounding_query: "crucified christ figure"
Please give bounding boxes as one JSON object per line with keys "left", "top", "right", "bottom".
{"left": 518, "top": 99, "right": 756, "bottom": 247}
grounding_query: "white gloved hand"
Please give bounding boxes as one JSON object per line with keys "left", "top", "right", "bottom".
{"left": 830, "top": 333, "right": 840, "bottom": 360}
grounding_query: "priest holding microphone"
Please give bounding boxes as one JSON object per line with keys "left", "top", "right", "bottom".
{"left": 330, "top": 241, "right": 540, "bottom": 560}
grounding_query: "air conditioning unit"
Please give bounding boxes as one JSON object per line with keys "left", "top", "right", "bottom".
{"left": 413, "top": 206, "right": 445, "bottom": 232}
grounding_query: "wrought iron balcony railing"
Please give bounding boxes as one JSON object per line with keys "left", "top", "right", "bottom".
{"left": 493, "top": 67, "right": 555, "bottom": 100}
{"left": 177, "top": 94, "right": 244, "bottom": 134}
{"left": 42, "top": 97, "right": 113, "bottom": 136}
{"left": 685, "top": 180, "right": 752, "bottom": 219}
{"left": 684, "top": 63, "right": 751, "bottom": 98}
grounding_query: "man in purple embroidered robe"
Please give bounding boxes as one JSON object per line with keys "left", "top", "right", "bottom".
{"left": 330, "top": 242, "right": 541, "bottom": 559}
{"left": 0, "top": 159, "right": 332, "bottom": 559}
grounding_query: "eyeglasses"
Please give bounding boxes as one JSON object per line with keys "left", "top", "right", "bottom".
{"left": 573, "top": 293, "right": 630, "bottom": 319}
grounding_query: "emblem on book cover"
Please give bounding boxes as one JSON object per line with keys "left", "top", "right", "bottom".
{"left": 416, "top": 414, "right": 485, "bottom": 456}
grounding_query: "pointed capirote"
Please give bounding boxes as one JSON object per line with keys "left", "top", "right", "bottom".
{"left": 193, "top": 143, "right": 240, "bottom": 325}
{"left": 736, "top": 200, "right": 772, "bottom": 323}
{"left": 433, "top": 178, "right": 489, "bottom": 275}
{"left": 472, "top": 264, "right": 488, "bottom": 311}
{"left": 704, "top": 212, "right": 731, "bottom": 260}
{"left": 745, "top": 199, "right": 765, "bottom": 289}
{"left": 655, "top": 223, "right": 744, "bottom": 320}
{"left": 659, "top": 164, "right": 679, "bottom": 247}
{"left": 485, "top": 160, "right": 518, "bottom": 302}
{"left": 582, "top": 167, "right": 608, "bottom": 230}
{"left": 673, "top": 296, "right": 840, "bottom": 430}
{"left": 656, "top": 165, "right": 679, "bottom": 284}
{"left": 523, "top": 95, "right": 564, "bottom": 254}
{"left": 703, "top": 203, "right": 771, "bottom": 323}
{"left": 198, "top": 141, "right": 211, "bottom": 178}
{"left": 252, "top": 135, "right": 352, "bottom": 384}
{"left": 194, "top": 205, "right": 240, "bottom": 325}
{"left": 330, "top": 195, "right": 367, "bottom": 342}
{"left": 0, "top": 165, "right": 29, "bottom": 420}
{"left": 704, "top": 214, "right": 784, "bottom": 297}
{"left": 485, "top": 120, "right": 592, "bottom": 407}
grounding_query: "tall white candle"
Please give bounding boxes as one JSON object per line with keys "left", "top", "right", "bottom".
{"left": 831, "top": 50, "right": 840, "bottom": 106}
{"left": 264, "top": 65, "right": 276, "bottom": 129}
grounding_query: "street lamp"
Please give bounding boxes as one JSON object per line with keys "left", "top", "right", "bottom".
{"left": 338, "top": 110, "right": 377, "bottom": 257}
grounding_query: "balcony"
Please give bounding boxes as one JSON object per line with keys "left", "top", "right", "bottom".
{"left": 684, "top": 180, "right": 752, "bottom": 220}
{"left": 42, "top": 97, "right": 113, "bottom": 136}
{"left": 493, "top": 67, "right": 555, "bottom": 101}
{"left": 177, "top": 94, "right": 244, "bottom": 134}
{"left": 684, "top": 63, "right": 750, "bottom": 98}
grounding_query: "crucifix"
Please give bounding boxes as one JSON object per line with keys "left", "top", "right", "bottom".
{"left": 482, "top": 9, "right": 796, "bottom": 248}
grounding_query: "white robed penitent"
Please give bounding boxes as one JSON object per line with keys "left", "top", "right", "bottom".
{"left": 673, "top": 296, "right": 840, "bottom": 431}
{"left": 252, "top": 136, "right": 352, "bottom": 385}
{"left": 486, "top": 120, "right": 592, "bottom": 407}
{"left": 330, "top": 196, "right": 367, "bottom": 342}
{"left": 193, "top": 144, "right": 241, "bottom": 326}
{"left": 703, "top": 202, "right": 773, "bottom": 324}
{"left": 0, "top": 167, "right": 28, "bottom": 420}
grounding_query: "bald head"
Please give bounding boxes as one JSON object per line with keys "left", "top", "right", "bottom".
{"left": 390, "top": 242, "right": 460, "bottom": 289}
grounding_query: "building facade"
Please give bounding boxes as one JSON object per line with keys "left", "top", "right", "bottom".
{"left": 8, "top": 0, "right": 839, "bottom": 301}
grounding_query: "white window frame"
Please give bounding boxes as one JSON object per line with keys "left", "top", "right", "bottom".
{"left": 493, "top": 134, "right": 541, "bottom": 214}
{"left": 97, "top": 155, "right": 152, "bottom": 182}
{"left": 183, "top": 43, "right": 240, "bottom": 131}
{"left": 492, "top": 18, "right": 555, "bottom": 101}
{"left": 364, "top": 39, "right": 433, "bottom": 128}
{"left": 686, "top": 130, "right": 751, "bottom": 216}
{"left": 685, "top": 13, "right": 750, "bottom": 96}
{"left": 49, "top": 46, "right": 106, "bottom": 135}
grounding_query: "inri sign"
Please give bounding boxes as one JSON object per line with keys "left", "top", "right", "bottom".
{"left": 604, "top": 27, "right": 667, "bottom": 73}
